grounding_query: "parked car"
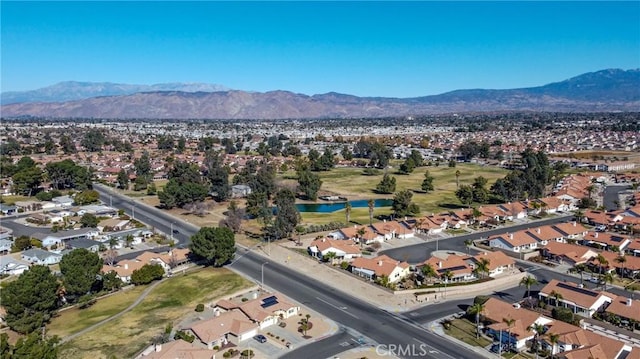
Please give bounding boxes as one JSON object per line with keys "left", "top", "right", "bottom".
{"left": 254, "top": 334, "right": 267, "bottom": 343}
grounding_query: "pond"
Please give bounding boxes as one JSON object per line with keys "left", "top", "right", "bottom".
{"left": 295, "top": 198, "right": 393, "bottom": 213}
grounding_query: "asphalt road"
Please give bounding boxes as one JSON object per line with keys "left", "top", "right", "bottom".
{"left": 604, "top": 184, "right": 632, "bottom": 211}
{"left": 380, "top": 215, "right": 574, "bottom": 264}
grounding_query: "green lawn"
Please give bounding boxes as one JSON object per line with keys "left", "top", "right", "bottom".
{"left": 57, "top": 267, "right": 253, "bottom": 359}
{"left": 443, "top": 318, "right": 492, "bottom": 348}
{"left": 47, "top": 286, "right": 147, "bottom": 338}
{"left": 296, "top": 164, "right": 508, "bottom": 224}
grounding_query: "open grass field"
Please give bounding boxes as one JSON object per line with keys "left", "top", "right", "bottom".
{"left": 57, "top": 267, "right": 252, "bottom": 359}
{"left": 300, "top": 164, "right": 508, "bottom": 224}
{"left": 444, "top": 318, "right": 492, "bottom": 348}
{"left": 47, "top": 286, "right": 147, "bottom": 338}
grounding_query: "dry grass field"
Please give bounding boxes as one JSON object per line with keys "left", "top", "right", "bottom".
{"left": 56, "top": 268, "right": 252, "bottom": 359}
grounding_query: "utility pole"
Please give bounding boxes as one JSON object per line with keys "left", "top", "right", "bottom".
{"left": 261, "top": 262, "right": 269, "bottom": 287}
{"left": 170, "top": 222, "right": 174, "bottom": 243}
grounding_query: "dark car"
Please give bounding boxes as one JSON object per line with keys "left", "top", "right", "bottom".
{"left": 254, "top": 334, "right": 267, "bottom": 343}
{"left": 172, "top": 229, "right": 179, "bottom": 234}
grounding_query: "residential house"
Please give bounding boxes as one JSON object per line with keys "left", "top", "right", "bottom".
{"left": 102, "top": 259, "right": 146, "bottom": 283}
{"left": 0, "top": 226, "right": 12, "bottom": 241}
{"left": 97, "top": 218, "right": 130, "bottom": 233}
{"left": 307, "top": 238, "right": 362, "bottom": 262}
{"left": 77, "top": 205, "right": 118, "bottom": 217}
{"left": 413, "top": 215, "right": 448, "bottom": 235}
{"left": 102, "top": 249, "right": 190, "bottom": 282}
{"left": 582, "top": 231, "right": 631, "bottom": 251}
{"left": 605, "top": 297, "right": 640, "bottom": 328}
{"left": 489, "top": 231, "right": 538, "bottom": 253}
{"left": 214, "top": 292, "right": 300, "bottom": 329}
{"left": 51, "top": 195, "right": 74, "bottom": 208}
{"left": 482, "top": 297, "right": 549, "bottom": 350}
{"left": 21, "top": 248, "right": 62, "bottom": 265}
{"left": 370, "top": 220, "right": 414, "bottom": 239}
{"left": 583, "top": 210, "right": 623, "bottom": 228}
{"left": 535, "top": 197, "right": 569, "bottom": 214}
{"left": 498, "top": 201, "right": 529, "bottom": 220}
{"left": 539, "top": 279, "right": 614, "bottom": 318}
{"left": 187, "top": 310, "right": 258, "bottom": 349}
{"left": 0, "top": 256, "right": 29, "bottom": 276}
{"left": 525, "top": 226, "right": 565, "bottom": 246}
{"left": 592, "top": 251, "right": 640, "bottom": 278}
{"left": 334, "top": 225, "right": 383, "bottom": 245}
{"left": 420, "top": 254, "right": 475, "bottom": 282}
{"left": 0, "top": 204, "right": 16, "bottom": 215}
{"left": 0, "top": 239, "right": 12, "bottom": 254}
{"left": 66, "top": 238, "right": 102, "bottom": 252}
{"left": 471, "top": 251, "right": 515, "bottom": 277}
{"left": 625, "top": 239, "right": 640, "bottom": 257}
{"left": 350, "top": 255, "right": 410, "bottom": 283}
{"left": 137, "top": 340, "right": 214, "bottom": 359}
{"left": 13, "top": 200, "right": 43, "bottom": 212}
{"left": 32, "top": 227, "right": 99, "bottom": 248}
{"left": 551, "top": 222, "right": 589, "bottom": 243}
{"left": 541, "top": 242, "right": 598, "bottom": 266}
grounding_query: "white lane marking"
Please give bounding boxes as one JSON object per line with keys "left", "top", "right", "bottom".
{"left": 315, "top": 296, "right": 359, "bottom": 319}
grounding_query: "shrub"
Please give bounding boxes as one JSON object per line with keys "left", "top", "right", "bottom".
{"left": 174, "top": 330, "right": 195, "bottom": 343}
{"left": 223, "top": 352, "right": 231, "bottom": 358}
{"left": 340, "top": 261, "right": 349, "bottom": 270}
{"left": 130, "top": 263, "right": 165, "bottom": 285}
{"left": 195, "top": 303, "right": 205, "bottom": 312}
{"left": 241, "top": 297, "right": 249, "bottom": 302}
{"left": 213, "top": 346, "right": 220, "bottom": 350}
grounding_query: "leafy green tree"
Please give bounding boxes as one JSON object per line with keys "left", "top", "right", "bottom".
{"left": 1, "top": 331, "right": 59, "bottom": 358}
{"left": 245, "top": 191, "right": 271, "bottom": 223}
{"left": 375, "top": 173, "right": 396, "bottom": 194}
{"left": 205, "top": 151, "right": 230, "bottom": 201}
{"left": 81, "top": 129, "right": 105, "bottom": 152}
{"left": 297, "top": 168, "right": 322, "bottom": 200}
{"left": 79, "top": 213, "right": 99, "bottom": 228}
{"left": 421, "top": 170, "right": 435, "bottom": 193}
{"left": 341, "top": 145, "right": 353, "bottom": 160}
{"left": 59, "top": 135, "right": 76, "bottom": 154}
{"left": 74, "top": 190, "right": 100, "bottom": 205}
{"left": 100, "top": 270, "right": 123, "bottom": 292}
{"left": 134, "top": 151, "right": 152, "bottom": 190}
{"left": 471, "top": 176, "right": 489, "bottom": 203}
{"left": 59, "top": 249, "right": 103, "bottom": 301}
{"left": 189, "top": 227, "right": 236, "bottom": 266}
{"left": 117, "top": 169, "right": 129, "bottom": 190}
{"left": 12, "top": 167, "right": 43, "bottom": 196}
{"left": 272, "top": 188, "right": 300, "bottom": 239}
{"left": 456, "top": 185, "right": 474, "bottom": 207}
{"left": 131, "top": 263, "right": 165, "bottom": 285}
{"left": 1, "top": 265, "right": 59, "bottom": 334}
{"left": 11, "top": 235, "right": 32, "bottom": 252}
{"left": 46, "top": 159, "right": 92, "bottom": 190}
{"left": 392, "top": 190, "right": 420, "bottom": 217}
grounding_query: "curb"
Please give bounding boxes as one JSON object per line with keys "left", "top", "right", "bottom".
{"left": 427, "top": 316, "right": 496, "bottom": 359}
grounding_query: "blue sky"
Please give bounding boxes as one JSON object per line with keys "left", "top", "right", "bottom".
{"left": 2, "top": 1, "right": 639, "bottom": 97}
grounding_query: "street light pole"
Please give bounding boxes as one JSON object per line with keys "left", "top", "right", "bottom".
{"left": 261, "top": 262, "right": 269, "bottom": 287}
{"left": 170, "top": 222, "right": 174, "bottom": 243}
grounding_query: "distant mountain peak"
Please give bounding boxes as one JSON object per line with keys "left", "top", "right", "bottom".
{"left": 0, "top": 81, "right": 231, "bottom": 105}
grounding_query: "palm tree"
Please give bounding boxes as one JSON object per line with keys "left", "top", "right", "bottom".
{"left": 519, "top": 275, "right": 538, "bottom": 299}
{"left": 344, "top": 202, "right": 352, "bottom": 225}
{"left": 528, "top": 323, "right": 546, "bottom": 359}
{"left": 455, "top": 170, "right": 461, "bottom": 189}
{"left": 324, "top": 251, "right": 337, "bottom": 265}
{"left": 547, "top": 332, "right": 560, "bottom": 358}
{"left": 616, "top": 254, "right": 627, "bottom": 279}
{"left": 603, "top": 272, "right": 615, "bottom": 291}
{"left": 574, "top": 209, "right": 585, "bottom": 223}
{"left": 468, "top": 302, "right": 485, "bottom": 339}
{"left": 108, "top": 237, "right": 118, "bottom": 249}
{"left": 356, "top": 226, "right": 366, "bottom": 248}
{"left": 367, "top": 199, "right": 375, "bottom": 226}
{"left": 574, "top": 263, "right": 588, "bottom": 286}
{"left": 475, "top": 258, "right": 491, "bottom": 279}
{"left": 464, "top": 239, "right": 473, "bottom": 255}
{"left": 596, "top": 253, "right": 609, "bottom": 277}
{"left": 502, "top": 317, "right": 515, "bottom": 352}
{"left": 586, "top": 185, "right": 596, "bottom": 200}
{"left": 549, "top": 290, "right": 563, "bottom": 307}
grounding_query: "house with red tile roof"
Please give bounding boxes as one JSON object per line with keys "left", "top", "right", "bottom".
{"left": 186, "top": 310, "right": 258, "bottom": 349}
{"left": 551, "top": 222, "right": 589, "bottom": 242}
{"left": 419, "top": 254, "right": 475, "bottom": 282}
{"left": 350, "top": 255, "right": 410, "bottom": 283}
{"left": 498, "top": 201, "right": 529, "bottom": 220}
{"left": 590, "top": 251, "right": 640, "bottom": 278}
{"left": 370, "top": 220, "right": 414, "bottom": 239}
{"left": 606, "top": 297, "right": 640, "bottom": 324}
{"left": 541, "top": 241, "right": 598, "bottom": 266}
{"left": 582, "top": 231, "right": 631, "bottom": 251}
{"left": 471, "top": 251, "right": 515, "bottom": 277}
{"left": 489, "top": 231, "right": 539, "bottom": 253}
{"left": 334, "top": 225, "right": 383, "bottom": 244}
{"left": 308, "top": 238, "right": 362, "bottom": 262}
{"left": 214, "top": 292, "right": 300, "bottom": 329}
{"left": 539, "top": 279, "right": 614, "bottom": 318}
{"left": 137, "top": 340, "right": 214, "bottom": 359}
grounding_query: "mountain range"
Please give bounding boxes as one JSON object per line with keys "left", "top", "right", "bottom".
{"left": 1, "top": 69, "right": 638, "bottom": 119}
